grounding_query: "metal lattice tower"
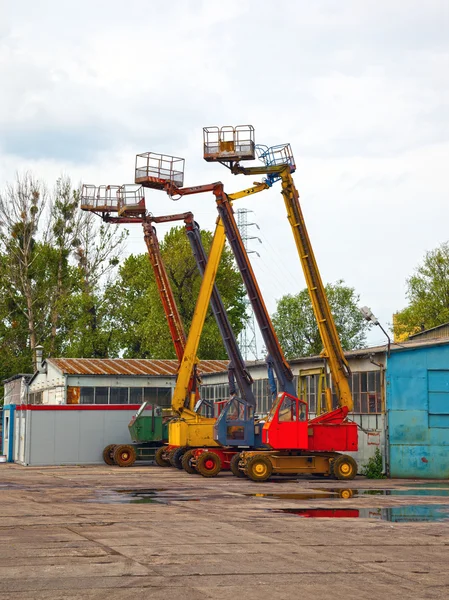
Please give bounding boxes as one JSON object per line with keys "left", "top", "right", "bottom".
{"left": 236, "top": 208, "right": 261, "bottom": 360}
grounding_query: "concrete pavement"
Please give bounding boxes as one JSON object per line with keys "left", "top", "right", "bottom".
{"left": 0, "top": 463, "right": 448, "bottom": 599}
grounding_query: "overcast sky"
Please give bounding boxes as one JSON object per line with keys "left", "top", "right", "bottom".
{"left": 1, "top": 0, "right": 448, "bottom": 352}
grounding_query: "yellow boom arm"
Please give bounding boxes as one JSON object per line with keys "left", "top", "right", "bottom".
{"left": 233, "top": 164, "right": 353, "bottom": 411}
{"left": 170, "top": 182, "right": 269, "bottom": 416}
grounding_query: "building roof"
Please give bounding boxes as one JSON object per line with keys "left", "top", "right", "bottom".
{"left": 3, "top": 373, "right": 33, "bottom": 385}
{"left": 46, "top": 358, "right": 228, "bottom": 377}
{"left": 408, "top": 322, "right": 449, "bottom": 340}
{"left": 345, "top": 337, "right": 449, "bottom": 356}
{"left": 239, "top": 337, "right": 449, "bottom": 370}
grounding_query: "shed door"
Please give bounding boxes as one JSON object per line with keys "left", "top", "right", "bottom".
{"left": 428, "top": 370, "right": 449, "bottom": 428}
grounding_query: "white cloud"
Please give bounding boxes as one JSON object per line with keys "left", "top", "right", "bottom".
{"left": 1, "top": 0, "right": 448, "bottom": 348}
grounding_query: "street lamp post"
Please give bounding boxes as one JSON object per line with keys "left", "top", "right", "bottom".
{"left": 360, "top": 306, "right": 391, "bottom": 356}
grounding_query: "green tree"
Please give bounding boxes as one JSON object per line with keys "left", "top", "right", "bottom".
{"left": 0, "top": 277, "right": 33, "bottom": 396}
{"left": 61, "top": 212, "right": 126, "bottom": 358}
{"left": 111, "top": 226, "right": 247, "bottom": 360}
{"left": 46, "top": 176, "right": 84, "bottom": 356}
{"left": 0, "top": 173, "right": 49, "bottom": 370}
{"left": 272, "top": 280, "right": 370, "bottom": 359}
{"left": 394, "top": 242, "right": 449, "bottom": 338}
{"left": 0, "top": 174, "right": 127, "bottom": 394}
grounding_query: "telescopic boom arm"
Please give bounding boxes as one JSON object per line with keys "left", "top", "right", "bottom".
{"left": 232, "top": 162, "right": 353, "bottom": 411}
{"left": 213, "top": 193, "right": 297, "bottom": 398}
{"left": 167, "top": 182, "right": 270, "bottom": 415}
{"left": 184, "top": 216, "right": 255, "bottom": 408}
{"left": 142, "top": 221, "right": 187, "bottom": 364}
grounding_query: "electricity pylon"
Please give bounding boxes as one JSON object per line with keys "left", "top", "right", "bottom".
{"left": 236, "top": 208, "right": 261, "bottom": 360}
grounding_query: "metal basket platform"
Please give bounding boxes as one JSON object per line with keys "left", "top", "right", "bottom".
{"left": 117, "top": 184, "right": 146, "bottom": 216}
{"left": 256, "top": 143, "right": 296, "bottom": 172}
{"left": 135, "top": 152, "right": 185, "bottom": 190}
{"left": 80, "top": 185, "right": 121, "bottom": 212}
{"left": 203, "top": 125, "right": 255, "bottom": 162}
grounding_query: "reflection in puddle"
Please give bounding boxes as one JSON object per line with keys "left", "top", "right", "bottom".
{"left": 274, "top": 504, "right": 449, "bottom": 522}
{"left": 130, "top": 496, "right": 200, "bottom": 504}
{"left": 303, "top": 488, "right": 449, "bottom": 498}
{"left": 248, "top": 488, "right": 449, "bottom": 500}
{"left": 246, "top": 490, "right": 355, "bottom": 500}
{"left": 359, "top": 488, "right": 449, "bottom": 497}
{"left": 276, "top": 508, "right": 360, "bottom": 518}
{"left": 86, "top": 485, "right": 449, "bottom": 508}
{"left": 405, "top": 483, "right": 449, "bottom": 489}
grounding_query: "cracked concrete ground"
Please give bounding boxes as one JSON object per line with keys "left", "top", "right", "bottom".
{"left": 0, "top": 463, "right": 448, "bottom": 599}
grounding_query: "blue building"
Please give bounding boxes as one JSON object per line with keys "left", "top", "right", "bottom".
{"left": 387, "top": 339, "right": 449, "bottom": 479}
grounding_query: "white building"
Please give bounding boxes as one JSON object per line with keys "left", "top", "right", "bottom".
{"left": 28, "top": 357, "right": 228, "bottom": 407}
{"left": 4, "top": 357, "right": 227, "bottom": 466}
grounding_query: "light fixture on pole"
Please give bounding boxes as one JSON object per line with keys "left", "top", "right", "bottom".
{"left": 360, "top": 306, "right": 391, "bottom": 356}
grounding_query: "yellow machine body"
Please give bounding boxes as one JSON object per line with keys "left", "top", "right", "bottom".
{"left": 168, "top": 414, "right": 218, "bottom": 447}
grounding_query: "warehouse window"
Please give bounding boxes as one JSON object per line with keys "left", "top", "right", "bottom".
{"left": 202, "top": 386, "right": 213, "bottom": 402}
{"left": 77, "top": 386, "right": 171, "bottom": 406}
{"left": 143, "top": 387, "right": 158, "bottom": 404}
{"left": 294, "top": 370, "right": 382, "bottom": 415}
{"left": 216, "top": 384, "right": 230, "bottom": 402}
{"left": 201, "top": 371, "right": 383, "bottom": 416}
{"left": 27, "top": 391, "right": 44, "bottom": 404}
{"left": 130, "top": 388, "right": 143, "bottom": 404}
{"left": 95, "top": 387, "right": 109, "bottom": 404}
{"left": 110, "top": 388, "right": 129, "bottom": 404}
{"left": 200, "top": 379, "right": 272, "bottom": 415}
{"left": 253, "top": 378, "right": 272, "bottom": 414}
{"left": 156, "top": 387, "right": 172, "bottom": 407}
{"left": 351, "top": 371, "right": 382, "bottom": 414}
{"left": 143, "top": 387, "right": 172, "bottom": 408}
{"left": 300, "top": 375, "right": 321, "bottom": 413}
{"left": 80, "top": 387, "right": 94, "bottom": 404}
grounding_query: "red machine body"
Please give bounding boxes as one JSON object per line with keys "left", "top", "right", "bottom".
{"left": 262, "top": 392, "right": 358, "bottom": 453}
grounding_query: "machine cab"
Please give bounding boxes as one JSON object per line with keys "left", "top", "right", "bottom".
{"left": 214, "top": 396, "right": 259, "bottom": 447}
{"left": 262, "top": 392, "right": 309, "bottom": 450}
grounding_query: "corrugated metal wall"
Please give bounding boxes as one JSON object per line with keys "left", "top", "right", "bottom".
{"left": 387, "top": 344, "right": 449, "bottom": 478}
{"left": 14, "top": 406, "right": 141, "bottom": 466}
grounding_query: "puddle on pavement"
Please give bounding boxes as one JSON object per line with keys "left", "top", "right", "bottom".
{"left": 115, "top": 488, "right": 167, "bottom": 494}
{"left": 273, "top": 504, "right": 449, "bottom": 522}
{"left": 88, "top": 488, "right": 204, "bottom": 504}
{"left": 86, "top": 485, "right": 449, "bottom": 506}
{"left": 246, "top": 488, "right": 449, "bottom": 500}
{"left": 128, "top": 496, "right": 201, "bottom": 505}
{"left": 0, "top": 482, "right": 35, "bottom": 490}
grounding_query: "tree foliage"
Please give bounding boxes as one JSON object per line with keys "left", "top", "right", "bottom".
{"left": 0, "top": 174, "right": 248, "bottom": 402}
{"left": 394, "top": 242, "right": 449, "bottom": 339}
{"left": 0, "top": 174, "right": 126, "bottom": 397}
{"left": 0, "top": 173, "right": 49, "bottom": 369}
{"left": 110, "top": 226, "right": 247, "bottom": 360}
{"left": 272, "top": 280, "right": 370, "bottom": 359}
